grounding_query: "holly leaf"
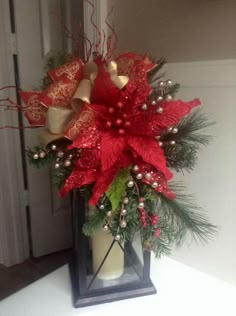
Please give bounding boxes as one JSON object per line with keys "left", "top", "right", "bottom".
{"left": 106, "top": 168, "right": 131, "bottom": 211}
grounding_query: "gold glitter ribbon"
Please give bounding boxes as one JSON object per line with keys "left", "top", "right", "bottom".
{"left": 39, "top": 60, "right": 129, "bottom": 145}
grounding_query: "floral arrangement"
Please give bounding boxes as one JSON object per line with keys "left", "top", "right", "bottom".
{"left": 0, "top": 31, "right": 216, "bottom": 257}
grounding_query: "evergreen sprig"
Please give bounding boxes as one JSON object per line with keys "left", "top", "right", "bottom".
{"left": 83, "top": 206, "right": 108, "bottom": 236}
{"left": 163, "top": 109, "right": 215, "bottom": 173}
{"left": 26, "top": 146, "right": 55, "bottom": 168}
{"left": 159, "top": 183, "right": 217, "bottom": 246}
{"left": 81, "top": 180, "right": 217, "bottom": 258}
{"left": 147, "top": 57, "right": 166, "bottom": 84}
{"left": 41, "top": 52, "right": 73, "bottom": 90}
{"left": 51, "top": 167, "right": 73, "bottom": 189}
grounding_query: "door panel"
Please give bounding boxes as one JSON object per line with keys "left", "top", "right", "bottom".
{"left": 13, "top": 0, "right": 83, "bottom": 257}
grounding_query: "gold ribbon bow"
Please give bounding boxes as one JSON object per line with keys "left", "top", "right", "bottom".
{"left": 39, "top": 61, "right": 129, "bottom": 145}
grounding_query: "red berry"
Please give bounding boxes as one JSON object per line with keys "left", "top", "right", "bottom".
{"left": 118, "top": 129, "right": 125, "bottom": 135}
{"left": 143, "top": 222, "right": 147, "bottom": 227}
{"left": 117, "top": 101, "right": 124, "bottom": 109}
{"left": 123, "top": 113, "right": 128, "bottom": 119}
{"left": 152, "top": 220, "right": 157, "bottom": 226}
{"left": 108, "top": 107, "right": 115, "bottom": 114}
{"left": 124, "top": 121, "right": 131, "bottom": 127}
{"left": 154, "top": 228, "right": 161, "bottom": 237}
{"left": 140, "top": 197, "right": 145, "bottom": 202}
{"left": 115, "top": 118, "right": 123, "bottom": 126}
{"left": 106, "top": 121, "right": 112, "bottom": 128}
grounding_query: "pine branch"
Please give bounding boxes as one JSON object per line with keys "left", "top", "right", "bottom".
{"left": 147, "top": 57, "right": 166, "bottom": 84}
{"left": 175, "top": 109, "right": 215, "bottom": 146}
{"left": 163, "top": 109, "right": 215, "bottom": 172}
{"left": 160, "top": 183, "right": 217, "bottom": 246}
{"left": 41, "top": 51, "right": 74, "bottom": 90}
{"left": 165, "top": 143, "right": 198, "bottom": 173}
{"left": 26, "top": 146, "right": 55, "bottom": 168}
{"left": 51, "top": 167, "right": 73, "bottom": 188}
{"left": 83, "top": 207, "right": 107, "bottom": 236}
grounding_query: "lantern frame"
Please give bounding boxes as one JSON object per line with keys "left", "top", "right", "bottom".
{"left": 69, "top": 190, "right": 157, "bottom": 308}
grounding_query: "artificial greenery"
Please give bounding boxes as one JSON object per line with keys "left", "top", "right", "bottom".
{"left": 81, "top": 181, "right": 216, "bottom": 258}
{"left": 163, "top": 109, "right": 215, "bottom": 173}
{"left": 106, "top": 168, "right": 131, "bottom": 212}
{"left": 26, "top": 52, "right": 217, "bottom": 258}
{"left": 41, "top": 51, "right": 73, "bottom": 90}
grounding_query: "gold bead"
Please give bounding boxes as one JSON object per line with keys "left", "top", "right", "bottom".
{"left": 120, "top": 220, "right": 127, "bottom": 228}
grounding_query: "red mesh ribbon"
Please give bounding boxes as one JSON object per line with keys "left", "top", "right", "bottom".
{"left": 20, "top": 91, "right": 46, "bottom": 126}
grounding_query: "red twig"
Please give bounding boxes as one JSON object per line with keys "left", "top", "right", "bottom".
{"left": 105, "top": 1, "right": 117, "bottom": 60}
{"left": 0, "top": 85, "right": 17, "bottom": 92}
{"left": 101, "top": 29, "right": 107, "bottom": 57}
{"left": 0, "top": 125, "right": 37, "bottom": 130}
{"left": 86, "top": 0, "right": 102, "bottom": 55}
{"left": 0, "top": 98, "right": 27, "bottom": 110}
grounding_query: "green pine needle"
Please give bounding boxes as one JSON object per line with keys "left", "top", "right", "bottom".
{"left": 160, "top": 183, "right": 217, "bottom": 246}
{"left": 164, "top": 109, "right": 215, "bottom": 172}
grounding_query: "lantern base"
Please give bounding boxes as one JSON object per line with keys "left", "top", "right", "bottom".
{"left": 69, "top": 258, "right": 157, "bottom": 308}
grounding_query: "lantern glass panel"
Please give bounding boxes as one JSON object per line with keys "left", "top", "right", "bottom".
{"left": 85, "top": 233, "right": 144, "bottom": 291}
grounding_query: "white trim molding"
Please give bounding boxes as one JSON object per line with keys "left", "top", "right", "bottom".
{"left": 0, "top": 0, "right": 29, "bottom": 266}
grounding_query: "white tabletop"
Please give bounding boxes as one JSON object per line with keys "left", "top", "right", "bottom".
{"left": 0, "top": 257, "right": 235, "bottom": 316}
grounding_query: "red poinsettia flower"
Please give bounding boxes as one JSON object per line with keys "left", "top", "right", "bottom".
{"left": 60, "top": 54, "right": 200, "bottom": 206}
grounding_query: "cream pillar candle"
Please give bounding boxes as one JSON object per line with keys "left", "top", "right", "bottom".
{"left": 92, "top": 230, "right": 124, "bottom": 280}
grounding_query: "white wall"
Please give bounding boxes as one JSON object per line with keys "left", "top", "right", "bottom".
{"left": 164, "top": 60, "right": 236, "bottom": 285}
{"left": 113, "top": 0, "right": 236, "bottom": 62}
{"left": 113, "top": 0, "right": 236, "bottom": 286}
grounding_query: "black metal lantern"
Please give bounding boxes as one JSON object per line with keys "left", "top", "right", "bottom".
{"left": 69, "top": 189, "right": 157, "bottom": 308}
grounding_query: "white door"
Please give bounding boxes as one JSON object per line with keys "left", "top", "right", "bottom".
{"left": 13, "top": 0, "right": 83, "bottom": 257}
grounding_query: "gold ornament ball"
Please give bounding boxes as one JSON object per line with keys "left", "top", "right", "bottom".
{"left": 141, "top": 103, "right": 148, "bottom": 111}
{"left": 103, "top": 224, "right": 109, "bottom": 231}
{"left": 57, "top": 151, "right": 64, "bottom": 158}
{"left": 166, "top": 79, "right": 172, "bottom": 86}
{"left": 120, "top": 220, "right": 127, "bottom": 228}
{"left": 157, "top": 96, "right": 163, "bottom": 102}
{"left": 145, "top": 173, "right": 152, "bottom": 180}
{"left": 136, "top": 173, "right": 142, "bottom": 180}
{"left": 152, "top": 182, "right": 158, "bottom": 188}
{"left": 54, "top": 163, "right": 60, "bottom": 169}
{"left": 64, "top": 160, "right": 71, "bottom": 167}
{"left": 115, "top": 234, "right": 121, "bottom": 241}
{"left": 39, "top": 151, "right": 46, "bottom": 159}
{"left": 156, "top": 106, "right": 164, "bottom": 114}
{"left": 133, "top": 165, "right": 139, "bottom": 172}
{"left": 106, "top": 210, "right": 112, "bottom": 217}
{"left": 127, "top": 180, "right": 134, "bottom": 188}
{"left": 172, "top": 127, "right": 178, "bottom": 134}
{"left": 121, "top": 209, "right": 127, "bottom": 215}
{"left": 138, "top": 202, "right": 145, "bottom": 209}
{"left": 123, "top": 197, "right": 129, "bottom": 204}
{"left": 33, "top": 153, "right": 39, "bottom": 160}
{"left": 99, "top": 204, "right": 105, "bottom": 210}
{"left": 51, "top": 144, "right": 57, "bottom": 150}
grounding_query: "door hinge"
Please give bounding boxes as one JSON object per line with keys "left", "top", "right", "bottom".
{"left": 8, "top": 33, "right": 17, "bottom": 55}
{"left": 23, "top": 190, "right": 30, "bottom": 207}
